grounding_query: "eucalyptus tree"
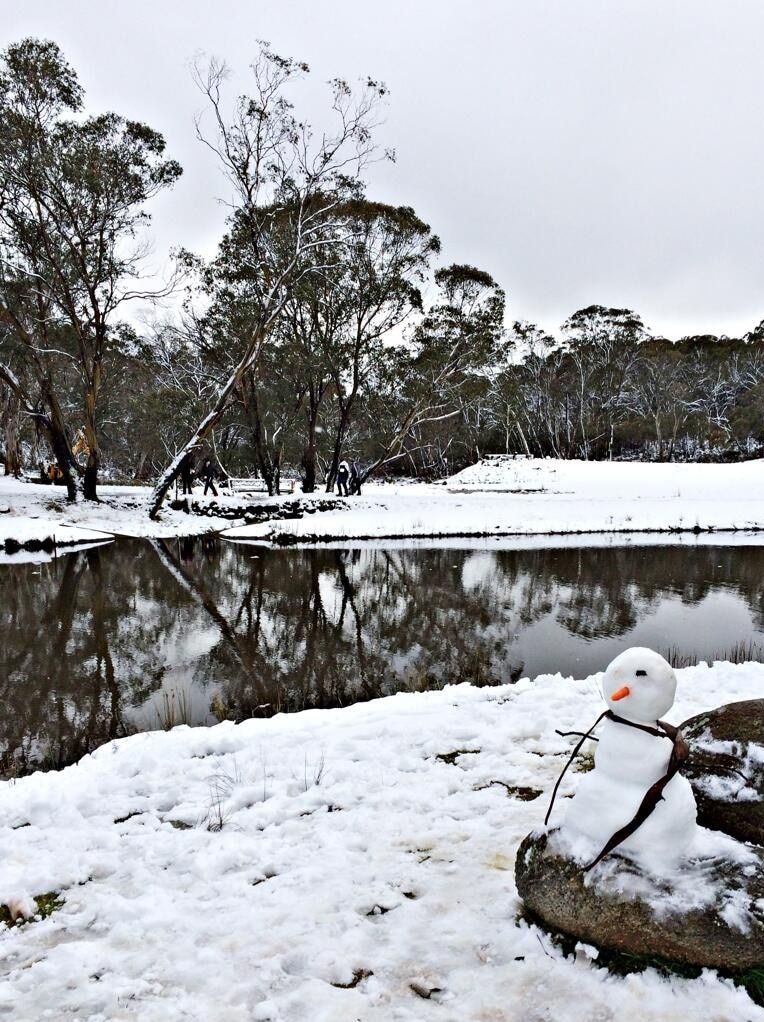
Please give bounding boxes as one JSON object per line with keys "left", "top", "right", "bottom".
{"left": 278, "top": 242, "right": 345, "bottom": 492}
{"left": 318, "top": 200, "right": 440, "bottom": 490}
{"left": 0, "top": 386, "right": 21, "bottom": 475}
{"left": 178, "top": 199, "right": 337, "bottom": 495}
{"left": 502, "top": 321, "right": 567, "bottom": 457}
{"left": 478, "top": 321, "right": 556, "bottom": 459}
{"left": 357, "top": 264, "right": 505, "bottom": 481}
{"left": 0, "top": 37, "right": 181, "bottom": 499}
{"left": 148, "top": 44, "right": 388, "bottom": 516}
{"left": 730, "top": 378, "right": 764, "bottom": 452}
{"left": 0, "top": 320, "right": 28, "bottom": 476}
{"left": 624, "top": 338, "right": 692, "bottom": 459}
{"left": 560, "top": 306, "right": 648, "bottom": 459}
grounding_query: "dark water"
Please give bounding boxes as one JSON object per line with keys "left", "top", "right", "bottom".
{"left": 2, "top": 537, "right": 764, "bottom": 776}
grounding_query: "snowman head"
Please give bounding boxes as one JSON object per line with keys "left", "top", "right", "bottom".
{"left": 601, "top": 647, "right": 677, "bottom": 724}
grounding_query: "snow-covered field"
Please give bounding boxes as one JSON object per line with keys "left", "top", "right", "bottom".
{"left": 2, "top": 662, "right": 763, "bottom": 1021}
{"left": 225, "top": 458, "right": 764, "bottom": 543}
{"left": 5, "top": 458, "right": 764, "bottom": 548}
{"left": 0, "top": 475, "right": 278, "bottom": 545}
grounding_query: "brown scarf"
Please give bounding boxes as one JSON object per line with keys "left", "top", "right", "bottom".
{"left": 545, "top": 709, "right": 689, "bottom": 871}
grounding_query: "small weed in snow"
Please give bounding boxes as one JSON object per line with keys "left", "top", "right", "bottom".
{"left": 203, "top": 759, "right": 243, "bottom": 832}
{"left": 297, "top": 749, "right": 327, "bottom": 793}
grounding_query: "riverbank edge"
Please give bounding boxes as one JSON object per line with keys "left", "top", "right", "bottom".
{"left": 0, "top": 529, "right": 114, "bottom": 553}
{"left": 5, "top": 519, "right": 764, "bottom": 553}
{"left": 225, "top": 523, "right": 764, "bottom": 547}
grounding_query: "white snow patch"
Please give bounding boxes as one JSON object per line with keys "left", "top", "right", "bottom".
{"left": 1, "top": 662, "right": 764, "bottom": 1019}
{"left": 224, "top": 458, "right": 764, "bottom": 544}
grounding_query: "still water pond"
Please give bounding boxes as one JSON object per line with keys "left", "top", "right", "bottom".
{"left": 2, "top": 537, "right": 764, "bottom": 775}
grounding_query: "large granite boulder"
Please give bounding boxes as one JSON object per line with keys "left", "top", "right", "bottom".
{"left": 515, "top": 829, "right": 764, "bottom": 971}
{"left": 681, "top": 699, "right": 764, "bottom": 846}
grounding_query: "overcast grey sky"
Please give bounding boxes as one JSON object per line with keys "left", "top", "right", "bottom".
{"left": 4, "top": 0, "right": 764, "bottom": 338}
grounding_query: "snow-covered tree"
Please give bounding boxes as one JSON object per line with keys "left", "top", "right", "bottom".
{"left": 148, "top": 44, "right": 390, "bottom": 516}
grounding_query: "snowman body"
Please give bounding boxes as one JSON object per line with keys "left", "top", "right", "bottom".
{"left": 561, "top": 647, "right": 697, "bottom": 872}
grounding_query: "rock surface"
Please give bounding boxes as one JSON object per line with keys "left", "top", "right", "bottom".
{"left": 682, "top": 699, "right": 764, "bottom": 846}
{"left": 515, "top": 829, "right": 764, "bottom": 971}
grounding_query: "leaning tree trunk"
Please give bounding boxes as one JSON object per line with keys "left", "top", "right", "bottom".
{"left": 514, "top": 416, "right": 532, "bottom": 458}
{"left": 149, "top": 327, "right": 268, "bottom": 518}
{"left": 42, "top": 379, "right": 80, "bottom": 502}
{"left": 0, "top": 363, "right": 79, "bottom": 497}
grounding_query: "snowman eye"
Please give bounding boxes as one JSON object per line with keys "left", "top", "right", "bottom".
{"left": 635, "top": 670, "right": 647, "bottom": 677}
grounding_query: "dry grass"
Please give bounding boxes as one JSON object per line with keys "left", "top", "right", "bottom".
{"left": 662, "top": 641, "right": 764, "bottom": 669}
{"left": 155, "top": 687, "right": 194, "bottom": 731}
{"left": 203, "top": 759, "right": 243, "bottom": 832}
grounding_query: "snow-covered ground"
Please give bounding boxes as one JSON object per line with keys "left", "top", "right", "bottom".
{"left": 2, "top": 662, "right": 763, "bottom": 1021}
{"left": 6, "top": 458, "right": 764, "bottom": 548}
{"left": 0, "top": 515, "right": 113, "bottom": 549}
{"left": 225, "top": 458, "right": 764, "bottom": 543}
{"left": 0, "top": 475, "right": 286, "bottom": 544}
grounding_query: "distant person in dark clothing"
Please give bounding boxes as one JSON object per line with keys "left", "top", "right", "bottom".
{"left": 349, "top": 461, "right": 362, "bottom": 495}
{"left": 180, "top": 453, "right": 194, "bottom": 495}
{"left": 201, "top": 458, "right": 218, "bottom": 497}
{"left": 336, "top": 459, "right": 350, "bottom": 496}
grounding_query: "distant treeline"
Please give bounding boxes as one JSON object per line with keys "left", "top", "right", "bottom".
{"left": 474, "top": 308, "right": 764, "bottom": 467}
{"left": 7, "top": 303, "right": 764, "bottom": 491}
{"left": 1, "top": 39, "right": 763, "bottom": 502}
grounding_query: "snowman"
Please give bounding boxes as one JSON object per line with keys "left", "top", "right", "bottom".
{"left": 552, "top": 647, "right": 697, "bottom": 874}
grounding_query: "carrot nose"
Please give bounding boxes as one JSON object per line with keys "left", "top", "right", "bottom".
{"left": 611, "top": 686, "right": 631, "bottom": 701}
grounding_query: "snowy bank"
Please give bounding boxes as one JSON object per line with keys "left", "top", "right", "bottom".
{"left": 0, "top": 476, "right": 301, "bottom": 542}
{"left": 0, "top": 516, "right": 113, "bottom": 552}
{"left": 7, "top": 459, "right": 764, "bottom": 547}
{"left": 224, "top": 458, "right": 764, "bottom": 544}
{"left": 2, "top": 662, "right": 764, "bottom": 1021}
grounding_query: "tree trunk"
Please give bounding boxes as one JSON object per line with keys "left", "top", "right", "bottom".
{"left": 83, "top": 455, "right": 99, "bottom": 501}
{"left": 3, "top": 391, "right": 22, "bottom": 476}
{"left": 247, "top": 381, "right": 278, "bottom": 495}
{"left": 302, "top": 444, "right": 317, "bottom": 493}
{"left": 325, "top": 402, "right": 352, "bottom": 493}
{"left": 514, "top": 417, "right": 532, "bottom": 458}
{"left": 82, "top": 366, "right": 102, "bottom": 501}
{"left": 133, "top": 450, "right": 148, "bottom": 481}
{"left": 301, "top": 397, "right": 320, "bottom": 493}
{"left": 41, "top": 379, "right": 79, "bottom": 502}
{"left": 273, "top": 457, "right": 281, "bottom": 496}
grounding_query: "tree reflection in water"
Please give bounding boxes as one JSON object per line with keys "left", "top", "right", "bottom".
{"left": 2, "top": 539, "right": 763, "bottom": 775}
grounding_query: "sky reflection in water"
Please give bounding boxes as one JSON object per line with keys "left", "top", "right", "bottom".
{"left": 1, "top": 537, "right": 763, "bottom": 775}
